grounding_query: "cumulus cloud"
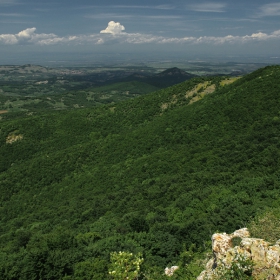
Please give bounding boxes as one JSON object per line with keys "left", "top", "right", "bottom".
{"left": 100, "top": 21, "right": 125, "bottom": 35}
{"left": 17, "top": 27, "right": 36, "bottom": 39}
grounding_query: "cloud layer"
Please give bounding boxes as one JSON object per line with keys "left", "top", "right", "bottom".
{"left": 0, "top": 27, "right": 60, "bottom": 45}
{"left": 188, "top": 3, "right": 226, "bottom": 13}
{"left": 1, "top": 22, "right": 280, "bottom": 47}
{"left": 258, "top": 3, "right": 280, "bottom": 17}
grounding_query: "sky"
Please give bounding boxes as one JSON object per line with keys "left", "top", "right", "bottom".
{"left": 0, "top": 0, "right": 280, "bottom": 65}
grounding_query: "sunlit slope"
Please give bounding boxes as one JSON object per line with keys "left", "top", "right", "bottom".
{"left": 0, "top": 66, "right": 279, "bottom": 279}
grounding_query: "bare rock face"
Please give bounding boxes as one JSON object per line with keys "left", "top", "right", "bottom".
{"left": 165, "top": 266, "right": 179, "bottom": 276}
{"left": 197, "top": 228, "right": 280, "bottom": 280}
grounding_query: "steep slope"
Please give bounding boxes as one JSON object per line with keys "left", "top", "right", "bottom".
{"left": 0, "top": 66, "right": 279, "bottom": 279}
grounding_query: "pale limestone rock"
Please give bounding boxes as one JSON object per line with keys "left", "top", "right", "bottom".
{"left": 267, "top": 246, "right": 280, "bottom": 265}
{"left": 205, "top": 258, "right": 214, "bottom": 270}
{"left": 165, "top": 265, "right": 179, "bottom": 276}
{"left": 250, "top": 239, "right": 269, "bottom": 264}
{"left": 275, "top": 263, "right": 280, "bottom": 272}
{"left": 212, "top": 233, "right": 232, "bottom": 256}
{"left": 225, "top": 246, "right": 250, "bottom": 266}
{"left": 197, "top": 228, "right": 280, "bottom": 279}
{"left": 197, "top": 270, "right": 214, "bottom": 280}
{"left": 241, "top": 237, "right": 257, "bottom": 251}
{"left": 233, "top": 228, "right": 250, "bottom": 238}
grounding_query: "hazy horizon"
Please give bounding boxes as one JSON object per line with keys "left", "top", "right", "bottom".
{"left": 0, "top": 51, "right": 280, "bottom": 68}
{"left": 1, "top": 0, "right": 280, "bottom": 66}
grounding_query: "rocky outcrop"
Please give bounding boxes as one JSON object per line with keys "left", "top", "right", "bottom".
{"left": 197, "top": 228, "right": 280, "bottom": 280}
{"left": 165, "top": 266, "right": 179, "bottom": 276}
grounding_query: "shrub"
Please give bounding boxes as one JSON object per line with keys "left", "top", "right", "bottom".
{"left": 214, "top": 254, "right": 253, "bottom": 280}
{"left": 249, "top": 209, "right": 280, "bottom": 243}
{"left": 108, "top": 251, "right": 143, "bottom": 280}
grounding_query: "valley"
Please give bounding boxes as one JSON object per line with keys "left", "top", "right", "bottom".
{"left": 0, "top": 61, "right": 269, "bottom": 114}
{"left": 0, "top": 63, "right": 279, "bottom": 279}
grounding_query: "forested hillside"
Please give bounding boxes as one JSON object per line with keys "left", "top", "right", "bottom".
{"left": 0, "top": 66, "right": 194, "bottom": 113}
{"left": 0, "top": 66, "right": 280, "bottom": 279}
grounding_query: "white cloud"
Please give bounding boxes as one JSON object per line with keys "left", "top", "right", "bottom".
{"left": 0, "top": 27, "right": 61, "bottom": 45}
{"left": 272, "top": 30, "right": 280, "bottom": 36}
{"left": 0, "top": 25, "right": 280, "bottom": 47}
{"left": 250, "top": 32, "right": 268, "bottom": 39}
{"left": 96, "top": 28, "right": 280, "bottom": 45}
{"left": 188, "top": 2, "right": 226, "bottom": 13}
{"left": 17, "top": 27, "right": 36, "bottom": 39}
{"left": 100, "top": 21, "right": 125, "bottom": 35}
{"left": 258, "top": 3, "right": 280, "bottom": 17}
{"left": 0, "top": 34, "right": 18, "bottom": 44}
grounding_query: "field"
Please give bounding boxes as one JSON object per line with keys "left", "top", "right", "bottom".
{"left": 0, "top": 62, "right": 270, "bottom": 113}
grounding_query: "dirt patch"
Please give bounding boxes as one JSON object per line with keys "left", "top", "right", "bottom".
{"left": 161, "top": 94, "right": 177, "bottom": 111}
{"left": 6, "top": 131, "right": 23, "bottom": 144}
{"left": 220, "top": 77, "right": 240, "bottom": 86}
{"left": 161, "top": 103, "right": 169, "bottom": 110}
{"left": 186, "top": 82, "right": 216, "bottom": 104}
{"left": 0, "top": 110, "right": 8, "bottom": 114}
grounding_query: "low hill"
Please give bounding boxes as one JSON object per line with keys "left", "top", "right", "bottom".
{"left": 123, "top": 66, "right": 197, "bottom": 88}
{"left": 0, "top": 66, "right": 280, "bottom": 279}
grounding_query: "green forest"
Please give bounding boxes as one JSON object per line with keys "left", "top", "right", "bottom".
{"left": 0, "top": 65, "right": 280, "bottom": 279}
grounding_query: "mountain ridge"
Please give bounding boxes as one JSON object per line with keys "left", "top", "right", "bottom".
{"left": 0, "top": 65, "right": 279, "bottom": 279}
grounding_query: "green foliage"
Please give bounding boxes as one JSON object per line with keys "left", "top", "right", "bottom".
{"left": 231, "top": 236, "right": 242, "bottom": 247}
{"left": 249, "top": 208, "right": 280, "bottom": 243}
{"left": 0, "top": 65, "right": 279, "bottom": 279}
{"left": 214, "top": 254, "right": 254, "bottom": 280}
{"left": 73, "top": 257, "right": 108, "bottom": 280}
{"left": 109, "top": 251, "right": 143, "bottom": 280}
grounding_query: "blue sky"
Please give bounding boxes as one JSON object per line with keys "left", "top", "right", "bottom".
{"left": 0, "top": 0, "right": 280, "bottom": 64}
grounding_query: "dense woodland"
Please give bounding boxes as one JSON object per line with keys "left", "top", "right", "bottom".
{"left": 0, "top": 65, "right": 280, "bottom": 279}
